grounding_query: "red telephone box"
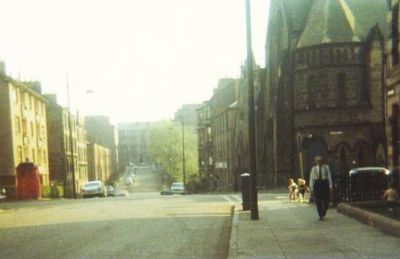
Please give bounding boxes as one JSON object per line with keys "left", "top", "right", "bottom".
{"left": 16, "top": 162, "right": 41, "bottom": 199}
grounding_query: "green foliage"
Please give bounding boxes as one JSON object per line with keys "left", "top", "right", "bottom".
{"left": 105, "top": 180, "right": 116, "bottom": 188}
{"left": 148, "top": 120, "right": 199, "bottom": 187}
{"left": 41, "top": 185, "right": 51, "bottom": 198}
{"left": 51, "top": 186, "right": 64, "bottom": 198}
{"left": 64, "top": 185, "right": 74, "bottom": 198}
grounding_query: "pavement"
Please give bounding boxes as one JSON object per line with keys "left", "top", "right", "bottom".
{"left": 228, "top": 193, "right": 400, "bottom": 258}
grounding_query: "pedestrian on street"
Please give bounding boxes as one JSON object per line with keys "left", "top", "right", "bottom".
{"left": 309, "top": 155, "right": 333, "bottom": 220}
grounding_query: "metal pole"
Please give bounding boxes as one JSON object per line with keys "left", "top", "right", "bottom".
{"left": 66, "top": 72, "right": 77, "bottom": 198}
{"left": 182, "top": 118, "right": 186, "bottom": 186}
{"left": 245, "top": 0, "right": 259, "bottom": 220}
{"left": 297, "top": 133, "right": 304, "bottom": 179}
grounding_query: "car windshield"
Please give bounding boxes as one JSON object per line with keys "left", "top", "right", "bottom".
{"left": 172, "top": 183, "right": 183, "bottom": 187}
{"left": 85, "top": 182, "right": 100, "bottom": 187}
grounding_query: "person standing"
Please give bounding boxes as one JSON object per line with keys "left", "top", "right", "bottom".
{"left": 309, "top": 155, "right": 333, "bottom": 220}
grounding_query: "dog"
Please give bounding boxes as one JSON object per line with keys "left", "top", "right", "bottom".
{"left": 288, "top": 178, "right": 298, "bottom": 201}
{"left": 297, "top": 178, "right": 308, "bottom": 203}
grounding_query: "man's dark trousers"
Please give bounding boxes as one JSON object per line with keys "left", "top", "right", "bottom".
{"left": 313, "top": 179, "right": 330, "bottom": 218}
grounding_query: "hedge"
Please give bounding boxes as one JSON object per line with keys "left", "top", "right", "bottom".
{"left": 41, "top": 186, "right": 51, "bottom": 198}
{"left": 51, "top": 186, "right": 64, "bottom": 198}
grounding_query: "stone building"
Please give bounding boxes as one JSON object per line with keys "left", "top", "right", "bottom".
{"left": 0, "top": 73, "right": 49, "bottom": 197}
{"left": 118, "top": 122, "right": 153, "bottom": 169}
{"left": 386, "top": 0, "right": 400, "bottom": 187}
{"left": 231, "top": 65, "right": 265, "bottom": 190}
{"left": 85, "top": 116, "right": 118, "bottom": 176}
{"left": 45, "top": 94, "right": 88, "bottom": 195}
{"left": 87, "top": 143, "right": 112, "bottom": 182}
{"left": 197, "top": 101, "right": 213, "bottom": 186}
{"left": 174, "top": 104, "right": 202, "bottom": 129}
{"left": 264, "top": 0, "right": 388, "bottom": 187}
{"left": 209, "top": 79, "right": 239, "bottom": 191}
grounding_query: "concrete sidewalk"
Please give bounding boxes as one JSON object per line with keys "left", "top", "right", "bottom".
{"left": 229, "top": 193, "right": 400, "bottom": 258}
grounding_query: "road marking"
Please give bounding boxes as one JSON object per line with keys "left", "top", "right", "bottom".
{"left": 222, "top": 195, "right": 242, "bottom": 204}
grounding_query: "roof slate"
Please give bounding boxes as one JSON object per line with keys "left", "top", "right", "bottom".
{"left": 296, "top": 0, "right": 388, "bottom": 48}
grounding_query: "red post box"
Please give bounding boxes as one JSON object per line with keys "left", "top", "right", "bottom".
{"left": 16, "top": 162, "right": 41, "bottom": 200}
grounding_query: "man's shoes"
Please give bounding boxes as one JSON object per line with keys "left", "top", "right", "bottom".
{"left": 319, "top": 216, "right": 324, "bottom": 220}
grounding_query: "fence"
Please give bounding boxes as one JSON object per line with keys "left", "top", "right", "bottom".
{"left": 333, "top": 167, "right": 392, "bottom": 203}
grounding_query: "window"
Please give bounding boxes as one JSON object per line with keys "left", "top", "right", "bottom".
{"left": 32, "top": 148, "right": 36, "bottom": 163}
{"left": 17, "top": 146, "right": 23, "bottom": 164}
{"left": 22, "top": 119, "right": 28, "bottom": 134}
{"left": 336, "top": 73, "right": 346, "bottom": 107}
{"left": 307, "top": 75, "right": 316, "bottom": 109}
{"left": 31, "top": 121, "right": 34, "bottom": 137}
{"left": 15, "top": 116, "right": 21, "bottom": 133}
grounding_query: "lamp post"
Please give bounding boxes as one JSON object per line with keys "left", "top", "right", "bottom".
{"left": 181, "top": 118, "right": 186, "bottom": 186}
{"left": 296, "top": 133, "right": 304, "bottom": 179}
{"left": 245, "top": 0, "right": 259, "bottom": 220}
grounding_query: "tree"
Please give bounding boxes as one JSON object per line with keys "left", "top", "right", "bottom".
{"left": 147, "top": 120, "right": 199, "bottom": 188}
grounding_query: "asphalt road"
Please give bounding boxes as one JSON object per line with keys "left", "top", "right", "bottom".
{"left": 0, "top": 167, "right": 240, "bottom": 259}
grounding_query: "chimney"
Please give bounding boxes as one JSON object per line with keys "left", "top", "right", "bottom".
{"left": 23, "top": 81, "right": 42, "bottom": 94}
{"left": 0, "top": 61, "right": 6, "bottom": 76}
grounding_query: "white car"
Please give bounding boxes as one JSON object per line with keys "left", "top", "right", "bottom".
{"left": 81, "top": 181, "right": 107, "bottom": 198}
{"left": 170, "top": 182, "right": 185, "bottom": 194}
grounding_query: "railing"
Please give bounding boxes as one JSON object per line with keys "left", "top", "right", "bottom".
{"left": 333, "top": 167, "right": 392, "bottom": 203}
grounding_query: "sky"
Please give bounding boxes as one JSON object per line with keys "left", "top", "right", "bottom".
{"left": 0, "top": 0, "right": 270, "bottom": 123}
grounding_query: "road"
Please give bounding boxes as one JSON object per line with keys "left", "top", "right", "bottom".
{"left": 0, "top": 167, "right": 240, "bottom": 259}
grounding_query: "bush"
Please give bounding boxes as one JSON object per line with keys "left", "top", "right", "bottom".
{"left": 105, "top": 180, "right": 116, "bottom": 188}
{"left": 64, "top": 185, "right": 74, "bottom": 198}
{"left": 41, "top": 186, "right": 51, "bottom": 198}
{"left": 51, "top": 186, "right": 64, "bottom": 198}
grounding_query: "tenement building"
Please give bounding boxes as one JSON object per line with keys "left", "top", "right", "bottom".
{"left": 175, "top": 103, "right": 202, "bottom": 129}
{"left": 118, "top": 122, "right": 153, "bottom": 169}
{"left": 197, "top": 101, "right": 213, "bottom": 188}
{"left": 209, "top": 79, "right": 238, "bottom": 191}
{"left": 85, "top": 116, "right": 118, "bottom": 177}
{"left": 45, "top": 94, "right": 88, "bottom": 196}
{"left": 231, "top": 65, "right": 264, "bottom": 190}
{"left": 0, "top": 71, "right": 49, "bottom": 197}
{"left": 386, "top": 0, "right": 400, "bottom": 187}
{"left": 264, "top": 0, "right": 388, "bottom": 187}
{"left": 87, "top": 143, "right": 112, "bottom": 183}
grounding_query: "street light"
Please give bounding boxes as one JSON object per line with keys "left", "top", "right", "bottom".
{"left": 181, "top": 118, "right": 186, "bottom": 186}
{"left": 245, "top": 0, "right": 258, "bottom": 220}
{"left": 296, "top": 133, "right": 304, "bottom": 179}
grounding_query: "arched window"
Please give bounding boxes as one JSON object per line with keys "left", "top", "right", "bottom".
{"left": 354, "top": 143, "right": 369, "bottom": 167}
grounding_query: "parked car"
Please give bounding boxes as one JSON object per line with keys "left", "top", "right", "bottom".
{"left": 114, "top": 189, "right": 130, "bottom": 197}
{"left": 160, "top": 186, "right": 172, "bottom": 195}
{"left": 348, "top": 167, "right": 392, "bottom": 202}
{"left": 81, "top": 181, "right": 107, "bottom": 198}
{"left": 170, "top": 182, "right": 185, "bottom": 194}
{"left": 105, "top": 185, "right": 115, "bottom": 196}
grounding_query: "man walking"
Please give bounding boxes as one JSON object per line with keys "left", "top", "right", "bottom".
{"left": 309, "top": 155, "right": 332, "bottom": 220}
